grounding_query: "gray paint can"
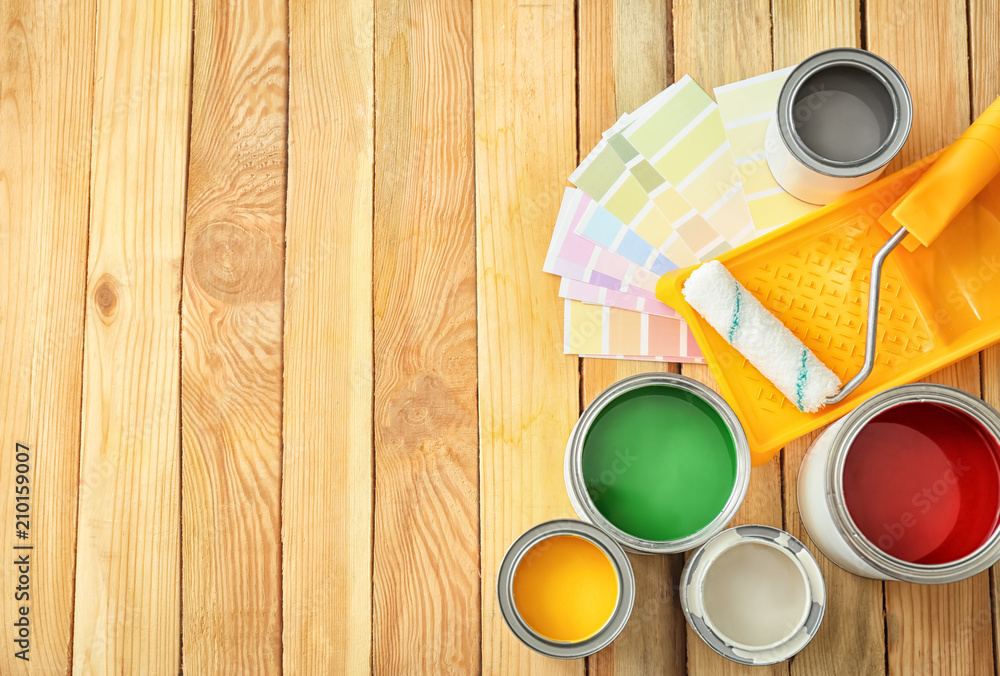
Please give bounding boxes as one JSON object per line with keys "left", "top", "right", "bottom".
{"left": 765, "top": 48, "right": 912, "bottom": 205}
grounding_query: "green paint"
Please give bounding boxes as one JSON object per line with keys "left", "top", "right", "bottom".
{"left": 582, "top": 385, "right": 737, "bottom": 541}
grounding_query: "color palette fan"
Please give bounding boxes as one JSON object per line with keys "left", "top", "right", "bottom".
{"left": 544, "top": 68, "right": 818, "bottom": 363}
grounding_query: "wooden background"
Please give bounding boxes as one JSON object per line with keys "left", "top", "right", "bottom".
{"left": 1, "top": 0, "right": 998, "bottom": 673}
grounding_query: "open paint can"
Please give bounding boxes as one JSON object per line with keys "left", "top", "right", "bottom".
{"left": 798, "top": 384, "right": 1000, "bottom": 583}
{"left": 565, "top": 373, "right": 751, "bottom": 554}
{"left": 497, "top": 519, "right": 635, "bottom": 658}
{"left": 680, "top": 525, "right": 826, "bottom": 665}
{"left": 765, "top": 48, "right": 912, "bottom": 205}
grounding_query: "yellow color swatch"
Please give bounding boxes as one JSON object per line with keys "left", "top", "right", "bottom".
{"left": 714, "top": 68, "right": 818, "bottom": 232}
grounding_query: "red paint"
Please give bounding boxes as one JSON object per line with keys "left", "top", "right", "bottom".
{"left": 842, "top": 402, "right": 1000, "bottom": 564}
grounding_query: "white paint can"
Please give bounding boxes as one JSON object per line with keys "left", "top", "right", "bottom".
{"left": 680, "top": 525, "right": 826, "bottom": 666}
{"left": 765, "top": 48, "right": 912, "bottom": 205}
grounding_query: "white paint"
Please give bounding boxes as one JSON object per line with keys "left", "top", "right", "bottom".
{"left": 702, "top": 542, "right": 809, "bottom": 648}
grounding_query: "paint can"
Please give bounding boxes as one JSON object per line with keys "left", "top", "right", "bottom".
{"left": 765, "top": 48, "right": 912, "bottom": 205}
{"left": 680, "top": 525, "right": 826, "bottom": 666}
{"left": 564, "top": 373, "right": 751, "bottom": 554}
{"left": 798, "top": 384, "right": 1000, "bottom": 583}
{"left": 497, "top": 519, "right": 635, "bottom": 659}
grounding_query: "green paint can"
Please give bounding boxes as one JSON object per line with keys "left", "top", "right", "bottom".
{"left": 565, "top": 373, "right": 751, "bottom": 554}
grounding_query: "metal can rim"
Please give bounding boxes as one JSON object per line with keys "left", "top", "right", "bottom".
{"left": 564, "top": 372, "right": 752, "bottom": 554}
{"left": 680, "top": 525, "right": 827, "bottom": 666}
{"left": 496, "top": 519, "right": 636, "bottom": 659}
{"left": 775, "top": 47, "right": 912, "bottom": 178}
{"left": 825, "top": 383, "right": 1000, "bottom": 583}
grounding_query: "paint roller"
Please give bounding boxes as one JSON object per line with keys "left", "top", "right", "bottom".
{"left": 678, "top": 97, "right": 1000, "bottom": 413}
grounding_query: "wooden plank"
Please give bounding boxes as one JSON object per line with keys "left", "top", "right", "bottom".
{"left": 580, "top": 1, "right": 686, "bottom": 673}
{"left": 181, "top": 0, "right": 288, "bottom": 670}
{"left": 578, "top": 0, "right": 615, "bottom": 152}
{"left": 672, "top": 0, "right": 772, "bottom": 92}
{"left": 772, "top": 0, "right": 860, "bottom": 69}
{"left": 783, "top": 430, "right": 886, "bottom": 676}
{"left": 613, "top": 0, "right": 671, "bottom": 115}
{"left": 867, "top": 2, "right": 993, "bottom": 674}
{"left": 673, "top": 2, "right": 786, "bottom": 674}
{"left": 771, "top": 3, "right": 886, "bottom": 675}
{"left": 584, "top": 364, "right": 688, "bottom": 676}
{"left": 372, "top": 0, "right": 480, "bottom": 673}
{"left": 969, "top": 0, "right": 1000, "bottom": 117}
{"left": 0, "top": 0, "right": 95, "bottom": 672}
{"left": 868, "top": 0, "right": 970, "bottom": 174}
{"left": 682, "top": 368, "right": 787, "bottom": 676}
{"left": 474, "top": 0, "right": 582, "bottom": 672}
{"left": 281, "top": 0, "right": 373, "bottom": 672}
{"left": 884, "top": 360, "right": 993, "bottom": 676}
{"left": 71, "top": 0, "right": 191, "bottom": 672}
{"left": 969, "top": 0, "right": 1000, "bottom": 671}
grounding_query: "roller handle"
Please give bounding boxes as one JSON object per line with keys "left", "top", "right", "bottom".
{"left": 880, "top": 96, "right": 1000, "bottom": 248}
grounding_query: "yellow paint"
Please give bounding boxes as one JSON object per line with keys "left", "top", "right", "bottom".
{"left": 512, "top": 535, "right": 619, "bottom": 643}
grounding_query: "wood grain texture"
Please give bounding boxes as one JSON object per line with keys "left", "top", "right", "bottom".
{"left": 985, "top": 347, "right": 1000, "bottom": 676}
{"left": 969, "top": 0, "right": 1000, "bottom": 117}
{"left": 614, "top": 0, "right": 671, "bottom": 115}
{"left": 868, "top": 2, "right": 992, "bottom": 674}
{"left": 783, "top": 431, "right": 886, "bottom": 676}
{"left": 584, "top": 363, "right": 688, "bottom": 676}
{"left": 373, "top": 0, "right": 480, "bottom": 673}
{"left": 887, "top": 354, "right": 993, "bottom": 675}
{"left": 683, "top": 367, "right": 787, "bottom": 676}
{"left": 771, "top": 0, "right": 860, "bottom": 69}
{"left": 281, "top": 0, "right": 373, "bottom": 672}
{"left": 474, "top": 0, "right": 581, "bottom": 672}
{"left": 0, "top": 0, "right": 94, "bottom": 672}
{"left": 72, "top": 0, "right": 191, "bottom": 672}
{"left": 672, "top": 0, "right": 771, "bottom": 92}
{"left": 772, "top": 4, "right": 886, "bottom": 675}
{"left": 972, "top": 1, "right": 1000, "bottom": 669}
{"left": 580, "top": 2, "right": 686, "bottom": 672}
{"left": 867, "top": 0, "right": 969, "bottom": 172}
{"left": 578, "top": 0, "right": 615, "bottom": 153}
{"left": 673, "top": 4, "right": 784, "bottom": 674}
{"left": 181, "top": 0, "right": 288, "bottom": 671}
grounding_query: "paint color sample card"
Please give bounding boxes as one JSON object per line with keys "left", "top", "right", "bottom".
{"left": 564, "top": 299, "right": 702, "bottom": 361}
{"left": 624, "top": 76, "right": 756, "bottom": 249}
{"left": 544, "top": 189, "right": 666, "bottom": 297}
{"left": 559, "top": 278, "right": 678, "bottom": 318}
{"left": 580, "top": 353, "right": 705, "bottom": 363}
{"left": 714, "top": 68, "right": 819, "bottom": 232}
{"left": 570, "top": 140, "right": 699, "bottom": 268}
{"left": 555, "top": 188, "right": 677, "bottom": 276}
{"left": 569, "top": 191, "right": 693, "bottom": 279}
{"left": 604, "top": 114, "right": 730, "bottom": 260}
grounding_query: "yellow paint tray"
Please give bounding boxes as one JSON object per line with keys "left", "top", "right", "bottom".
{"left": 657, "top": 102, "right": 1000, "bottom": 465}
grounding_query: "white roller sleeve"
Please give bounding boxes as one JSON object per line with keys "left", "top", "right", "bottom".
{"left": 683, "top": 260, "right": 841, "bottom": 412}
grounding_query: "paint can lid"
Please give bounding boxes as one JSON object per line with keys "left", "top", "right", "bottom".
{"left": 680, "top": 525, "right": 826, "bottom": 666}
